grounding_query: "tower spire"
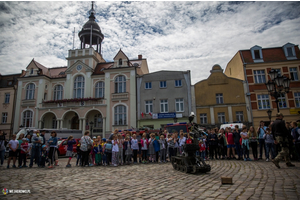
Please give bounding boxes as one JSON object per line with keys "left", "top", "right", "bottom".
{"left": 89, "top": 1, "right": 95, "bottom": 15}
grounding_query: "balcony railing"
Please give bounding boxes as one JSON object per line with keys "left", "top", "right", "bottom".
{"left": 41, "top": 98, "right": 105, "bottom": 108}
{"left": 111, "top": 93, "right": 129, "bottom": 101}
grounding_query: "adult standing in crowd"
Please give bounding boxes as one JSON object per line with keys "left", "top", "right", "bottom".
{"left": 208, "top": 128, "right": 218, "bottom": 160}
{"left": 291, "top": 121, "right": 300, "bottom": 161}
{"left": 257, "top": 121, "right": 267, "bottom": 160}
{"left": 80, "top": 130, "right": 93, "bottom": 167}
{"left": 29, "top": 130, "right": 43, "bottom": 168}
{"left": 0, "top": 130, "right": 7, "bottom": 167}
{"left": 40, "top": 130, "right": 46, "bottom": 145}
{"left": 248, "top": 126, "right": 258, "bottom": 160}
{"left": 109, "top": 129, "right": 119, "bottom": 141}
{"left": 272, "top": 113, "right": 295, "bottom": 168}
{"left": 233, "top": 125, "right": 242, "bottom": 160}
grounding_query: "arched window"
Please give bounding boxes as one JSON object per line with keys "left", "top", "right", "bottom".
{"left": 119, "top": 58, "right": 122, "bottom": 66}
{"left": 26, "top": 83, "right": 35, "bottom": 100}
{"left": 95, "top": 81, "right": 105, "bottom": 98}
{"left": 114, "top": 105, "right": 126, "bottom": 125}
{"left": 114, "top": 75, "right": 126, "bottom": 93}
{"left": 74, "top": 75, "right": 85, "bottom": 98}
{"left": 54, "top": 85, "right": 63, "bottom": 100}
{"left": 94, "top": 114, "right": 103, "bottom": 128}
{"left": 52, "top": 116, "right": 57, "bottom": 129}
{"left": 23, "top": 110, "right": 33, "bottom": 127}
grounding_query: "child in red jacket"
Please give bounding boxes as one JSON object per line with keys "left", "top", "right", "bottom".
{"left": 199, "top": 140, "right": 206, "bottom": 160}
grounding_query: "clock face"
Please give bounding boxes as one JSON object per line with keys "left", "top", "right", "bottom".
{"left": 77, "top": 65, "right": 82, "bottom": 71}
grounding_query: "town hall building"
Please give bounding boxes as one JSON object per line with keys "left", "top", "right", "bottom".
{"left": 13, "top": 6, "right": 149, "bottom": 137}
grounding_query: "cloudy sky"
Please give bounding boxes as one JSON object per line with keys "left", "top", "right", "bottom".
{"left": 0, "top": 1, "right": 299, "bottom": 84}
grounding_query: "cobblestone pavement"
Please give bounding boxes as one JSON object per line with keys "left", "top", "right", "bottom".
{"left": 0, "top": 158, "right": 299, "bottom": 200}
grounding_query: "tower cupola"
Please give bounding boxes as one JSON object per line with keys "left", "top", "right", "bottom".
{"left": 78, "top": 2, "right": 104, "bottom": 55}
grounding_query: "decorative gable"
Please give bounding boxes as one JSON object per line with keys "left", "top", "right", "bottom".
{"left": 24, "top": 59, "right": 47, "bottom": 77}
{"left": 113, "top": 49, "right": 129, "bottom": 68}
{"left": 282, "top": 43, "right": 297, "bottom": 60}
{"left": 65, "top": 60, "right": 93, "bottom": 75}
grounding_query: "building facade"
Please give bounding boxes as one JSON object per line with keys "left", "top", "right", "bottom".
{"left": 194, "top": 65, "right": 251, "bottom": 128}
{"left": 137, "top": 71, "right": 192, "bottom": 129}
{"left": 0, "top": 72, "right": 24, "bottom": 138}
{"left": 225, "top": 43, "right": 300, "bottom": 127}
{"left": 13, "top": 8, "right": 149, "bottom": 137}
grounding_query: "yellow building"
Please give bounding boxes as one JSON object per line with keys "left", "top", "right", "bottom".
{"left": 225, "top": 43, "right": 300, "bottom": 128}
{"left": 0, "top": 72, "right": 24, "bottom": 138}
{"left": 194, "top": 64, "right": 251, "bottom": 128}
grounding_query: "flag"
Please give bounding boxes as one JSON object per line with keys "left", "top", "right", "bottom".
{"left": 149, "top": 112, "right": 152, "bottom": 117}
{"left": 141, "top": 112, "right": 144, "bottom": 118}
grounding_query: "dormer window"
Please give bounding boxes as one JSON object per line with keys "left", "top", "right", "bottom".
{"left": 283, "top": 43, "right": 297, "bottom": 60}
{"left": 30, "top": 68, "right": 33, "bottom": 74}
{"left": 250, "top": 45, "right": 263, "bottom": 63}
{"left": 254, "top": 50, "right": 261, "bottom": 59}
{"left": 119, "top": 58, "right": 122, "bottom": 66}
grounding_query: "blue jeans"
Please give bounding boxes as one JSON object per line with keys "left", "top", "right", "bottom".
{"left": 76, "top": 154, "right": 81, "bottom": 165}
{"left": 265, "top": 143, "right": 275, "bottom": 159}
{"left": 0, "top": 149, "right": 5, "bottom": 165}
{"left": 243, "top": 144, "right": 249, "bottom": 159}
{"left": 30, "top": 146, "right": 41, "bottom": 166}
{"left": 259, "top": 139, "right": 266, "bottom": 158}
{"left": 235, "top": 142, "right": 242, "bottom": 158}
{"left": 200, "top": 151, "right": 206, "bottom": 159}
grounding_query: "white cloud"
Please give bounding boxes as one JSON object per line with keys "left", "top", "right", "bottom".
{"left": 0, "top": 1, "right": 299, "bottom": 83}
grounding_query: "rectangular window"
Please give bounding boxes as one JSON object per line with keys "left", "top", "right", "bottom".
{"left": 145, "top": 100, "right": 153, "bottom": 113}
{"left": 253, "top": 70, "right": 266, "bottom": 84}
{"left": 30, "top": 68, "right": 33, "bottom": 74}
{"left": 4, "top": 93, "right": 10, "bottom": 104}
{"left": 295, "top": 92, "right": 300, "bottom": 108}
{"left": 2, "top": 112, "right": 8, "bottom": 124}
{"left": 160, "top": 81, "right": 167, "bottom": 88}
{"left": 278, "top": 94, "right": 287, "bottom": 108}
{"left": 175, "top": 80, "right": 182, "bottom": 87}
{"left": 200, "top": 113, "right": 207, "bottom": 124}
{"left": 257, "top": 94, "right": 270, "bottom": 109}
{"left": 218, "top": 112, "right": 225, "bottom": 124}
{"left": 236, "top": 111, "right": 244, "bottom": 122}
{"left": 145, "top": 82, "right": 152, "bottom": 89}
{"left": 175, "top": 98, "right": 184, "bottom": 112}
{"left": 160, "top": 99, "right": 168, "bottom": 113}
{"left": 290, "top": 68, "right": 299, "bottom": 81}
{"left": 287, "top": 47, "right": 293, "bottom": 57}
{"left": 216, "top": 93, "right": 223, "bottom": 104}
{"left": 254, "top": 50, "right": 260, "bottom": 59}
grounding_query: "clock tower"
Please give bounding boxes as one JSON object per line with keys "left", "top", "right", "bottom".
{"left": 66, "top": 1, "right": 105, "bottom": 69}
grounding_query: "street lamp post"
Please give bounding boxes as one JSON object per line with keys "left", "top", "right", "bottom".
{"left": 265, "top": 69, "right": 291, "bottom": 113}
{"left": 89, "top": 121, "right": 94, "bottom": 138}
{"left": 267, "top": 109, "right": 272, "bottom": 123}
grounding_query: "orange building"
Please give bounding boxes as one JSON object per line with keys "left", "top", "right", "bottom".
{"left": 225, "top": 43, "right": 300, "bottom": 127}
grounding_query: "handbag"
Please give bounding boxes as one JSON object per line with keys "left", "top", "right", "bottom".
{"left": 84, "top": 137, "right": 92, "bottom": 151}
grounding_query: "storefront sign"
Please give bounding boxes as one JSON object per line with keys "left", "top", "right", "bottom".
{"left": 158, "top": 112, "right": 176, "bottom": 119}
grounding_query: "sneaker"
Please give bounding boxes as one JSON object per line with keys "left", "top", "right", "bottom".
{"left": 244, "top": 158, "right": 247, "bottom": 161}
{"left": 114, "top": 164, "right": 118, "bottom": 167}
{"left": 89, "top": 164, "right": 93, "bottom": 167}
{"left": 23, "top": 165, "right": 28, "bottom": 168}
{"left": 19, "top": 166, "right": 22, "bottom": 168}
{"left": 48, "top": 166, "right": 53, "bottom": 169}
{"left": 266, "top": 158, "right": 269, "bottom": 162}
{"left": 55, "top": 160, "right": 59, "bottom": 166}
{"left": 286, "top": 162, "right": 295, "bottom": 167}
{"left": 66, "top": 164, "right": 71, "bottom": 167}
{"left": 247, "top": 158, "right": 252, "bottom": 161}
{"left": 13, "top": 165, "right": 16, "bottom": 168}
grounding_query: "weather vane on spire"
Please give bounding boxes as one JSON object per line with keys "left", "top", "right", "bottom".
{"left": 89, "top": 1, "right": 96, "bottom": 15}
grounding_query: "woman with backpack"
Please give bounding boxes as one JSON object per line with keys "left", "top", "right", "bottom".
{"left": 80, "top": 131, "right": 92, "bottom": 167}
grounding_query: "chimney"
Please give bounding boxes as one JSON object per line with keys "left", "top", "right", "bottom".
{"left": 138, "top": 54, "right": 142, "bottom": 60}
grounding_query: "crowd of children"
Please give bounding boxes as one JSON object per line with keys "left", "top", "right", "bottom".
{"left": 3, "top": 119, "right": 300, "bottom": 169}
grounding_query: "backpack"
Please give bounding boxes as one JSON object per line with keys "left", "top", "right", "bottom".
{"left": 105, "top": 143, "right": 112, "bottom": 150}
